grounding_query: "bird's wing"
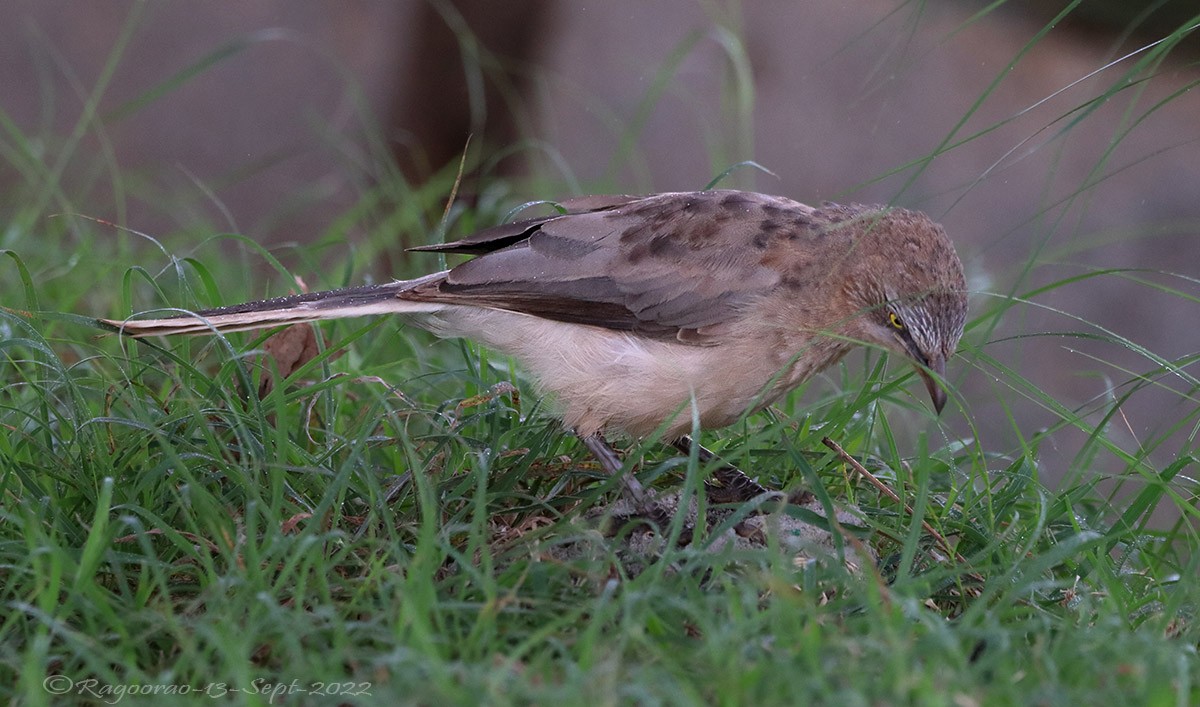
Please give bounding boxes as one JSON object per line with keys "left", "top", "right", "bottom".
{"left": 404, "top": 190, "right": 819, "bottom": 343}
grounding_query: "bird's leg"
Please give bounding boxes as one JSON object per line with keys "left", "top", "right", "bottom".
{"left": 671, "top": 436, "right": 770, "bottom": 503}
{"left": 671, "top": 436, "right": 809, "bottom": 505}
{"left": 581, "top": 432, "right": 699, "bottom": 538}
{"left": 580, "top": 432, "right": 658, "bottom": 513}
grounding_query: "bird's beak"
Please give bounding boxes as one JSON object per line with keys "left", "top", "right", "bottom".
{"left": 916, "top": 355, "right": 948, "bottom": 414}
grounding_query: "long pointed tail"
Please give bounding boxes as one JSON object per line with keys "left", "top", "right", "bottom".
{"left": 100, "top": 275, "right": 445, "bottom": 338}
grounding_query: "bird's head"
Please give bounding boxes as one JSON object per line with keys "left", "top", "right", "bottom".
{"left": 830, "top": 204, "right": 968, "bottom": 413}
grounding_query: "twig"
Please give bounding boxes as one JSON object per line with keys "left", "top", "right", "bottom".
{"left": 821, "top": 436, "right": 974, "bottom": 571}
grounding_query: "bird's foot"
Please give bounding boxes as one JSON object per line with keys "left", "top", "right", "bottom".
{"left": 579, "top": 432, "right": 674, "bottom": 525}
{"left": 672, "top": 436, "right": 810, "bottom": 510}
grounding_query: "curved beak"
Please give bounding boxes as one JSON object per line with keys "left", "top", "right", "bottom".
{"left": 916, "top": 354, "right": 948, "bottom": 414}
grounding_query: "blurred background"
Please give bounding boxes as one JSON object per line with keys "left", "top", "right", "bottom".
{"left": 3, "top": 0, "right": 1198, "bottom": 488}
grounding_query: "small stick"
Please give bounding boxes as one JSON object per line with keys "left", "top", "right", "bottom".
{"left": 821, "top": 436, "right": 972, "bottom": 569}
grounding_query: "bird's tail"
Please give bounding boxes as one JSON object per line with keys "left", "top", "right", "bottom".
{"left": 99, "top": 273, "right": 447, "bottom": 338}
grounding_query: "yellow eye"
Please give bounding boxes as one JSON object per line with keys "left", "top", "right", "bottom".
{"left": 888, "top": 312, "right": 906, "bottom": 330}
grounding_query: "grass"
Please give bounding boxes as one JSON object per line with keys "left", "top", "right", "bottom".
{"left": 2, "top": 4, "right": 1199, "bottom": 706}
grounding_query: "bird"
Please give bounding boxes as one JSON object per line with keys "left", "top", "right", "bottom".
{"left": 100, "top": 190, "right": 968, "bottom": 511}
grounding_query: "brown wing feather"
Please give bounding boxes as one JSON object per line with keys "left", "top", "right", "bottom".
{"left": 404, "top": 190, "right": 823, "bottom": 343}
{"left": 407, "top": 194, "right": 643, "bottom": 255}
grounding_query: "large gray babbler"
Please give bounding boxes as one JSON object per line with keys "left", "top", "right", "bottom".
{"left": 102, "top": 190, "right": 968, "bottom": 511}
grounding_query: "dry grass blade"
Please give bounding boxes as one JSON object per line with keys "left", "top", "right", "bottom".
{"left": 822, "top": 436, "right": 978, "bottom": 577}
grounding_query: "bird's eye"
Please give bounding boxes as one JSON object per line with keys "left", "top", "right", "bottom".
{"left": 888, "top": 311, "right": 906, "bottom": 331}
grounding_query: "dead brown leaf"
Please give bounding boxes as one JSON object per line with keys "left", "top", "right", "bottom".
{"left": 257, "top": 322, "right": 322, "bottom": 398}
